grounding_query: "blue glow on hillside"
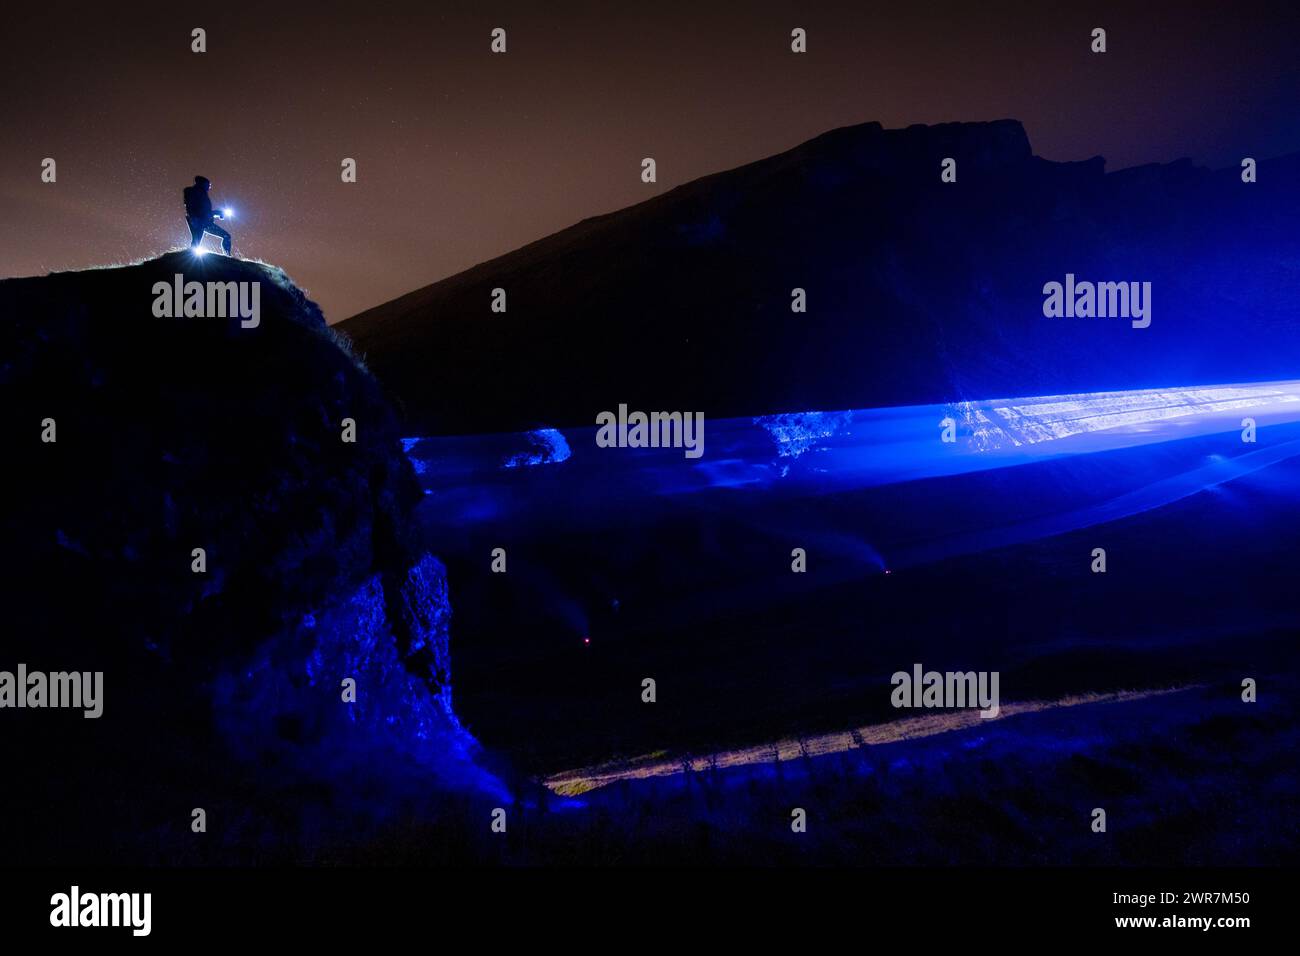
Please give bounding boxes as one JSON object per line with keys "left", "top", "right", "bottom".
{"left": 502, "top": 428, "right": 572, "bottom": 468}
{"left": 401, "top": 379, "right": 1300, "bottom": 504}
{"left": 754, "top": 410, "right": 854, "bottom": 458}
{"left": 948, "top": 382, "right": 1300, "bottom": 449}
{"left": 395, "top": 377, "right": 1300, "bottom": 585}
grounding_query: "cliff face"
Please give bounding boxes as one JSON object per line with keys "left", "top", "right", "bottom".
{"left": 340, "top": 120, "right": 1300, "bottom": 434}
{"left": 0, "top": 251, "right": 495, "bottom": 863}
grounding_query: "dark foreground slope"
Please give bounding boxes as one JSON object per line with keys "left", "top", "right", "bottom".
{"left": 0, "top": 253, "right": 503, "bottom": 864}
{"left": 341, "top": 120, "right": 1300, "bottom": 434}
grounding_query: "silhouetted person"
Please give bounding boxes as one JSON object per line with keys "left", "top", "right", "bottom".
{"left": 183, "top": 175, "right": 233, "bottom": 255}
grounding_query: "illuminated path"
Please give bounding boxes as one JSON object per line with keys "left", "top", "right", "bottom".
{"left": 543, "top": 686, "right": 1197, "bottom": 797}
{"left": 402, "top": 377, "right": 1300, "bottom": 640}
{"left": 404, "top": 378, "right": 1300, "bottom": 563}
{"left": 726, "top": 379, "right": 1300, "bottom": 492}
{"left": 406, "top": 378, "right": 1300, "bottom": 499}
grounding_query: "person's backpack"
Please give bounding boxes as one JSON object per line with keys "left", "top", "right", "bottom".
{"left": 182, "top": 185, "right": 207, "bottom": 219}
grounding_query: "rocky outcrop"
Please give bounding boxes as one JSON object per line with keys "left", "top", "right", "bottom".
{"left": 0, "top": 252, "right": 496, "bottom": 863}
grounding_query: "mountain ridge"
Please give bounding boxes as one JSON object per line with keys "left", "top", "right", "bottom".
{"left": 338, "top": 119, "right": 1300, "bottom": 436}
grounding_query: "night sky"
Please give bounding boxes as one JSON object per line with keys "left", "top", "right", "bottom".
{"left": 2, "top": 1, "right": 1298, "bottom": 321}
